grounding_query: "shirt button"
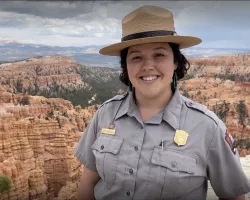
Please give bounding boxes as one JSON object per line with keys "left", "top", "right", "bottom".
{"left": 129, "top": 169, "right": 133, "bottom": 175}
{"left": 100, "top": 145, "right": 104, "bottom": 150}
{"left": 134, "top": 146, "right": 138, "bottom": 151}
{"left": 171, "top": 162, "right": 177, "bottom": 168}
{"left": 126, "top": 191, "right": 130, "bottom": 196}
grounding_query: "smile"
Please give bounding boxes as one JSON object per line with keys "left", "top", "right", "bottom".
{"left": 140, "top": 75, "right": 159, "bottom": 82}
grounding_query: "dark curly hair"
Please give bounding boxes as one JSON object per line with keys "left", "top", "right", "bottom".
{"left": 119, "top": 42, "right": 190, "bottom": 87}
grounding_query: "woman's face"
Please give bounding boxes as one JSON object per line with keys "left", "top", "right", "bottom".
{"left": 126, "top": 42, "right": 175, "bottom": 99}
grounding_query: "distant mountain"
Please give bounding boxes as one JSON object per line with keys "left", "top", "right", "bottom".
{"left": 182, "top": 47, "right": 250, "bottom": 58}
{"left": 0, "top": 39, "right": 250, "bottom": 67}
{"left": 0, "top": 38, "right": 20, "bottom": 44}
{"left": 0, "top": 40, "right": 120, "bottom": 67}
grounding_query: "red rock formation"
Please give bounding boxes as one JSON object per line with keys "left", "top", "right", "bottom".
{"left": 0, "top": 56, "right": 90, "bottom": 96}
{"left": 0, "top": 87, "right": 97, "bottom": 200}
{"left": 190, "top": 53, "right": 250, "bottom": 67}
{"left": 179, "top": 77, "right": 250, "bottom": 156}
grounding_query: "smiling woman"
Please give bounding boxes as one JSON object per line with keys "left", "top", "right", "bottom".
{"left": 119, "top": 42, "right": 189, "bottom": 120}
{"left": 120, "top": 42, "right": 190, "bottom": 110}
{"left": 127, "top": 43, "right": 175, "bottom": 100}
{"left": 74, "top": 5, "right": 250, "bottom": 200}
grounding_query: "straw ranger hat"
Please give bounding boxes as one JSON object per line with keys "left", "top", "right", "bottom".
{"left": 99, "top": 5, "right": 202, "bottom": 56}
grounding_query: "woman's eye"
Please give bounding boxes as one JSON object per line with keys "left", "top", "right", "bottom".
{"left": 155, "top": 53, "right": 164, "bottom": 58}
{"left": 132, "top": 56, "right": 141, "bottom": 60}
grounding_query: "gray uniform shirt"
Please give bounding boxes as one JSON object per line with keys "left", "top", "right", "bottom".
{"left": 74, "top": 88, "right": 250, "bottom": 200}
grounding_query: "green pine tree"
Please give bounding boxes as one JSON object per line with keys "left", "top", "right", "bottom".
{"left": 0, "top": 175, "right": 11, "bottom": 194}
{"left": 236, "top": 100, "right": 248, "bottom": 128}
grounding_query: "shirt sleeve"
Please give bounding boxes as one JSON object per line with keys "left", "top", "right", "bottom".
{"left": 74, "top": 109, "right": 100, "bottom": 172}
{"left": 207, "top": 121, "right": 250, "bottom": 198}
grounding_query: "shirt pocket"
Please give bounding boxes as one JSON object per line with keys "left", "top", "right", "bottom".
{"left": 91, "top": 135, "right": 123, "bottom": 187}
{"left": 147, "top": 147, "right": 205, "bottom": 199}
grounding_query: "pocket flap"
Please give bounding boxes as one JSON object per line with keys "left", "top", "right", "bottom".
{"left": 151, "top": 148, "right": 196, "bottom": 174}
{"left": 91, "top": 135, "right": 123, "bottom": 154}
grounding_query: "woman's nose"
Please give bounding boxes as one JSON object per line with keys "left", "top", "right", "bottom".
{"left": 141, "top": 58, "right": 155, "bottom": 70}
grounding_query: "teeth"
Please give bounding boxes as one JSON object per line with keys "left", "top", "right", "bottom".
{"left": 142, "top": 76, "right": 157, "bottom": 81}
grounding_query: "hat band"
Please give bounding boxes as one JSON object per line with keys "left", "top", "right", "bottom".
{"left": 121, "top": 30, "right": 176, "bottom": 41}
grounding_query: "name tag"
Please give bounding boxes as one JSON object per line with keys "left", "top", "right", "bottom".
{"left": 101, "top": 128, "right": 116, "bottom": 135}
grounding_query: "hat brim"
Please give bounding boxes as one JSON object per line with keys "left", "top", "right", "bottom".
{"left": 99, "top": 35, "right": 202, "bottom": 56}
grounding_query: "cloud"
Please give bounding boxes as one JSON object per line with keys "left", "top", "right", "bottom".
{"left": 0, "top": 1, "right": 249, "bottom": 48}
{"left": 0, "top": 1, "right": 94, "bottom": 19}
{"left": 174, "top": 1, "right": 250, "bottom": 29}
{"left": 201, "top": 40, "right": 250, "bottom": 49}
{"left": 36, "top": 34, "right": 120, "bottom": 47}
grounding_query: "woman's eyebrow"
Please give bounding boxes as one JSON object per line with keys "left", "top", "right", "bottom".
{"left": 153, "top": 47, "right": 168, "bottom": 51}
{"left": 128, "top": 50, "right": 140, "bottom": 56}
{"left": 128, "top": 47, "right": 168, "bottom": 56}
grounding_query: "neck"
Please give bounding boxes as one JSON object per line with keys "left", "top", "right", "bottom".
{"left": 134, "top": 87, "right": 173, "bottom": 112}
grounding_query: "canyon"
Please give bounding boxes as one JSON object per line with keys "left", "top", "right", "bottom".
{"left": 0, "top": 54, "right": 249, "bottom": 199}
{"left": 0, "top": 84, "right": 97, "bottom": 200}
{"left": 0, "top": 56, "right": 124, "bottom": 107}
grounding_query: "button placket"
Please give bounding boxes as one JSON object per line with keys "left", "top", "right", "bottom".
{"left": 124, "top": 124, "right": 145, "bottom": 198}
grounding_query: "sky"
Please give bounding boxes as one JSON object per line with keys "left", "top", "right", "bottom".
{"left": 0, "top": 0, "right": 250, "bottom": 49}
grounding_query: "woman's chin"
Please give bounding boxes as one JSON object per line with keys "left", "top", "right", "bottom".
{"left": 136, "top": 89, "right": 162, "bottom": 100}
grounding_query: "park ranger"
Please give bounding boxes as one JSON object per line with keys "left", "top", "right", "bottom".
{"left": 74, "top": 5, "right": 250, "bottom": 200}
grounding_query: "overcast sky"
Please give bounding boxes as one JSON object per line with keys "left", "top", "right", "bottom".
{"left": 0, "top": 1, "right": 249, "bottom": 49}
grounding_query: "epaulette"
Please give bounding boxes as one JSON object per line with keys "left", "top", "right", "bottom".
{"left": 181, "top": 95, "right": 220, "bottom": 125}
{"left": 98, "top": 92, "right": 129, "bottom": 109}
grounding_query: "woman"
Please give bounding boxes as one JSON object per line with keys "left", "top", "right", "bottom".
{"left": 74, "top": 5, "right": 250, "bottom": 200}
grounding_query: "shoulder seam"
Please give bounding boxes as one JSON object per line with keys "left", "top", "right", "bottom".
{"left": 98, "top": 92, "right": 129, "bottom": 109}
{"left": 181, "top": 95, "right": 219, "bottom": 125}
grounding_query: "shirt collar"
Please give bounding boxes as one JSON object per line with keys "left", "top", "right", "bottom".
{"left": 115, "top": 88, "right": 183, "bottom": 130}
{"left": 114, "top": 90, "right": 133, "bottom": 121}
{"left": 162, "top": 88, "right": 183, "bottom": 130}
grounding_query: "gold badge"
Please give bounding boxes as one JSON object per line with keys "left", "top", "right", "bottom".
{"left": 174, "top": 130, "right": 189, "bottom": 146}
